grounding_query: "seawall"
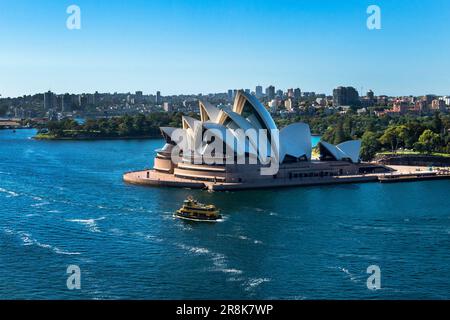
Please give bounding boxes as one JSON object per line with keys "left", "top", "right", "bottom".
{"left": 376, "top": 154, "right": 450, "bottom": 167}
{"left": 123, "top": 165, "right": 450, "bottom": 191}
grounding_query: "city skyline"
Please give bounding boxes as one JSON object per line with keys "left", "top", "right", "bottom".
{"left": 1, "top": 85, "right": 449, "bottom": 100}
{"left": 1, "top": 0, "right": 450, "bottom": 97}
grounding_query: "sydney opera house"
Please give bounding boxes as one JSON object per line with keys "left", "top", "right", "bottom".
{"left": 124, "top": 90, "right": 389, "bottom": 190}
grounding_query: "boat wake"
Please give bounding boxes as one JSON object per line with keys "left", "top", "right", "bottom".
{"left": 176, "top": 243, "right": 244, "bottom": 276}
{"left": 31, "top": 201, "right": 50, "bottom": 207}
{"left": 3, "top": 228, "right": 81, "bottom": 256}
{"left": 66, "top": 217, "right": 106, "bottom": 233}
{"left": 218, "top": 233, "right": 263, "bottom": 245}
{"left": 243, "top": 278, "right": 271, "bottom": 291}
{"left": 335, "top": 266, "right": 363, "bottom": 284}
{"left": 0, "top": 187, "right": 19, "bottom": 197}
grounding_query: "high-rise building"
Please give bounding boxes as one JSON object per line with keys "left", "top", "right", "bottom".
{"left": 361, "top": 89, "right": 375, "bottom": 107}
{"left": 424, "top": 95, "right": 436, "bottom": 105}
{"left": 156, "top": 91, "right": 162, "bottom": 105}
{"left": 163, "top": 102, "right": 172, "bottom": 112}
{"left": 415, "top": 100, "right": 428, "bottom": 113}
{"left": 55, "top": 95, "right": 62, "bottom": 111}
{"left": 332, "top": 86, "right": 360, "bottom": 106}
{"left": 93, "top": 91, "right": 100, "bottom": 105}
{"left": 393, "top": 100, "right": 409, "bottom": 114}
{"left": 265, "top": 86, "right": 275, "bottom": 100}
{"left": 444, "top": 96, "right": 450, "bottom": 106}
{"left": 126, "top": 94, "right": 134, "bottom": 104}
{"left": 268, "top": 99, "right": 278, "bottom": 113}
{"left": 276, "top": 90, "right": 284, "bottom": 98}
{"left": 44, "top": 91, "right": 54, "bottom": 110}
{"left": 255, "top": 86, "right": 263, "bottom": 98}
{"left": 227, "top": 89, "right": 233, "bottom": 102}
{"left": 431, "top": 99, "right": 446, "bottom": 112}
{"left": 287, "top": 88, "right": 294, "bottom": 98}
{"left": 135, "top": 91, "right": 143, "bottom": 104}
{"left": 78, "top": 94, "right": 88, "bottom": 109}
{"left": 302, "top": 92, "right": 316, "bottom": 98}
{"left": 86, "top": 94, "right": 95, "bottom": 105}
{"left": 294, "top": 88, "right": 301, "bottom": 100}
{"left": 284, "top": 98, "right": 295, "bottom": 112}
{"left": 62, "top": 93, "right": 72, "bottom": 113}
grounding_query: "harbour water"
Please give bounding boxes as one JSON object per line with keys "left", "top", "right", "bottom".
{"left": 0, "top": 129, "right": 449, "bottom": 299}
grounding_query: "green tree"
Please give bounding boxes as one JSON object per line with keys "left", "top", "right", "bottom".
{"left": 395, "top": 125, "right": 409, "bottom": 149}
{"left": 431, "top": 112, "right": 443, "bottom": 134}
{"left": 360, "top": 131, "right": 380, "bottom": 161}
{"left": 118, "top": 115, "right": 134, "bottom": 136}
{"left": 0, "top": 105, "right": 8, "bottom": 116}
{"left": 343, "top": 117, "right": 354, "bottom": 138}
{"left": 379, "top": 126, "right": 399, "bottom": 152}
{"left": 404, "top": 121, "right": 425, "bottom": 149}
{"left": 133, "top": 114, "right": 148, "bottom": 134}
{"left": 414, "top": 129, "right": 441, "bottom": 154}
{"left": 334, "top": 120, "right": 347, "bottom": 144}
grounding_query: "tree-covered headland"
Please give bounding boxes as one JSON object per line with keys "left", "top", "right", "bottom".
{"left": 35, "top": 113, "right": 184, "bottom": 139}
{"left": 36, "top": 111, "right": 450, "bottom": 161}
{"left": 276, "top": 111, "right": 450, "bottom": 160}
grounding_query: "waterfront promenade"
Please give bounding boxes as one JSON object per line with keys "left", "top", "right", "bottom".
{"left": 123, "top": 165, "right": 450, "bottom": 191}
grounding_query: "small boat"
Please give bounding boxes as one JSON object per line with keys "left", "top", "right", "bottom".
{"left": 174, "top": 196, "right": 222, "bottom": 222}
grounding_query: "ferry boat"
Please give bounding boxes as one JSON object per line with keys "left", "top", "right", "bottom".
{"left": 174, "top": 196, "right": 222, "bottom": 222}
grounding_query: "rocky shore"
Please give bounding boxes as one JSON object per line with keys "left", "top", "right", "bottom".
{"left": 375, "top": 154, "right": 450, "bottom": 167}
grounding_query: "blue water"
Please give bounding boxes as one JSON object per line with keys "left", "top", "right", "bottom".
{"left": 311, "top": 135, "right": 320, "bottom": 147}
{"left": 1, "top": 129, "right": 449, "bottom": 299}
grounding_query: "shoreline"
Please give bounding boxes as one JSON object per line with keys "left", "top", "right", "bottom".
{"left": 32, "top": 133, "right": 322, "bottom": 141}
{"left": 33, "top": 135, "right": 162, "bottom": 141}
{"left": 0, "top": 127, "right": 31, "bottom": 130}
{"left": 123, "top": 165, "right": 450, "bottom": 191}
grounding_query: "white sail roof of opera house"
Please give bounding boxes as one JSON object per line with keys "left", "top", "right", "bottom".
{"left": 199, "top": 100, "right": 221, "bottom": 123}
{"left": 231, "top": 91, "right": 278, "bottom": 134}
{"left": 318, "top": 140, "right": 362, "bottom": 163}
{"left": 158, "top": 90, "right": 361, "bottom": 165}
{"left": 199, "top": 122, "right": 259, "bottom": 158}
{"left": 279, "top": 123, "right": 312, "bottom": 162}
{"left": 160, "top": 126, "right": 178, "bottom": 143}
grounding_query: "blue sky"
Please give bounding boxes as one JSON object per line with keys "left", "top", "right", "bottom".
{"left": 0, "top": 0, "right": 449, "bottom": 97}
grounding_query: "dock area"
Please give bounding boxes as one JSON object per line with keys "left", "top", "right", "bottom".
{"left": 378, "top": 171, "right": 450, "bottom": 183}
{"left": 0, "top": 119, "right": 23, "bottom": 129}
{"left": 377, "top": 165, "right": 450, "bottom": 183}
{"left": 123, "top": 165, "right": 450, "bottom": 191}
{"left": 123, "top": 170, "right": 206, "bottom": 189}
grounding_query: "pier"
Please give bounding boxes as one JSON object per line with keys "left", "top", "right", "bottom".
{"left": 378, "top": 170, "right": 450, "bottom": 183}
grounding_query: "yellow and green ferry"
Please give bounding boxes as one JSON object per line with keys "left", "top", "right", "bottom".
{"left": 174, "top": 197, "right": 222, "bottom": 222}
